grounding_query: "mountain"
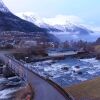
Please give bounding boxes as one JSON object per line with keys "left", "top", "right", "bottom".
{"left": 16, "top": 12, "right": 93, "bottom": 35}
{"left": 0, "top": 1, "right": 60, "bottom": 43}
{"left": 0, "top": 0, "right": 10, "bottom": 12}
{"left": 0, "top": 2, "right": 46, "bottom": 32}
{"left": 16, "top": 12, "right": 61, "bottom": 32}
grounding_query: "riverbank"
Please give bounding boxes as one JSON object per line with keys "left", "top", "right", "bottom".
{"left": 14, "top": 83, "right": 33, "bottom": 100}
{"left": 64, "top": 77, "right": 100, "bottom": 100}
{"left": 0, "top": 75, "right": 33, "bottom": 100}
{"left": 24, "top": 57, "right": 100, "bottom": 87}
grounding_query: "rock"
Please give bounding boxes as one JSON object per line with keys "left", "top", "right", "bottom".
{"left": 51, "top": 61, "right": 56, "bottom": 64}
{"left": 77, "top": 71, "right": 83, "bottom": 75}
{"left": 96, "top": 54, "right": 100, "bottom": 60}
{"left": 75, "top": 66, "right": 80, "bottom": 69}
{"left": 61, "top": 67, "right": 69, "bottom": 71}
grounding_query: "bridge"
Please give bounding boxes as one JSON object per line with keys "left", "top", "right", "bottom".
{"left": 0, "top": 53, "right": 74, "bottom": 100}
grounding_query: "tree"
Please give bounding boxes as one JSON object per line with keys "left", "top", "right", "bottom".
{"left": 62, "top": 41, "right": 70, "bottom": 48}
{"left": 95, "top": 37, "right": 100, "bottom": 45}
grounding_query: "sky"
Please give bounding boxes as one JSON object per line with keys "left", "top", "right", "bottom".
{"left": 3, "top": 0, "right": 100, "bottom": 26}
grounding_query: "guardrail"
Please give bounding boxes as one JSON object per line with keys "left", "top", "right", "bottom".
{"left": 3, "top": 54, "right": 74, "bottom": 100}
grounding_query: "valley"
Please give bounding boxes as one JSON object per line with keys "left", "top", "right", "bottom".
{"left": 0, "top": 0, "right": 100, "bottom": 100}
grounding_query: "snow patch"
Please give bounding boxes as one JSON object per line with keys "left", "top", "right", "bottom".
{"left": 0, "top": 88, "right": 19, "bottom": 99}
{"left": 0, "top": 0, "right": 9, "bottom": 12}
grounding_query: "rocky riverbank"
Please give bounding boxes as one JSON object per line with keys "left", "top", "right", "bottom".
{"left": 0, "top": 75, "right": 33, "bottom": 100}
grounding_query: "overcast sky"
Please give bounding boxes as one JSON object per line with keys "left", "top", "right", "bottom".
{"left": 3, "top": 0, "right": 100, "bottom": 26}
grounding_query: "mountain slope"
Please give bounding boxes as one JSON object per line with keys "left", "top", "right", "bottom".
{"left": 16, "top": 12, "right": 62, "bottom": 32}
{"left": 0, "top": 12, "right": 46, "bottom": 32}
{"left": 0, "top": 0, "right": 9, "bottom": 12}
{"left": 16, "top": 12, "right": 93, "bottom": 35}
{"left": 0, "top": 1, "right": 46, "bottom": 32}
{"left": 0, "top": 1, "right": 61, "bottom": 43}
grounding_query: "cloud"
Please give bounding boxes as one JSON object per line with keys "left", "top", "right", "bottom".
{"left": 91, "top": 27, "right": 100, "bottom": 32}
{"left": 43, "top": 15, "right": 84, "bottom": 25}
{"left": 15, "top": 12, "right": 100, "bottom": 37}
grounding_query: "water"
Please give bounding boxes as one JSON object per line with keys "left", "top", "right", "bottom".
{"left": 0, "top": 76, "right": 27, "bottom": 100}
{"left": 25, "top": 58, "right": 100, "bottom": 87}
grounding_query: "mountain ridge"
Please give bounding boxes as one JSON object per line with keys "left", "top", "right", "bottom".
{"left": 0, "top": 1, "right": 46, "bottom": 32}
{"left": 16, "top": 12, "right": 94, "bottom": 35}
{"left": 0, "top": 1, "right": 59, "bottom": 43}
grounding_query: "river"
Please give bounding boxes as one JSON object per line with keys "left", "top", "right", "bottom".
{"left": 24, "top": 58, "right": 100, "bottom": 87}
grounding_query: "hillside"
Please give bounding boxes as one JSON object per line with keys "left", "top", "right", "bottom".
{"left": 16, "top": 12, "right": 93, "bottom": 35}
{"left": 65, "top": 77, "right": 100, "bottom": 100}
{"left": 0, "top": 1, "right": 60, "bottom": 43}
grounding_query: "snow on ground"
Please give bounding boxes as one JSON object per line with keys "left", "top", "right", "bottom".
{"left": 0, "top": 88, "right": 19, "bottom": 99}
{"left": 0, "top": 76, "right": 25, "bottom": 99}
{"left": 25, "top": 58, "right": 100, "bottom": 87}
{"left": 0, "top": 77, "right": 8, "bottom": 83}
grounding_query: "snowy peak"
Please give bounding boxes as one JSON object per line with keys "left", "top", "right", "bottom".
{"left": 16, "top": 12, "right": 94, "bottom": 34}
{"left": 43, "top": 15, "right": 92, "bottom": 34}
{"left": 0, "top": 1, "right": 59, "bottom": 43}
{"left": 16, "top": 12, "right": 44, "bottom": 27}
{"left": 43, "top": 15, "right": 83, "bottom": 26}
{"left": 0, "top": 0, "right": 9, "bottom": 12}
{"left": 16, "top": 13, "right": 81, "bottom": 27}
{"left": 16, "top": 12, "right": 61, "bottom": 32}
{"left": 0, "top": 3, "right": 47, "bottom": 33}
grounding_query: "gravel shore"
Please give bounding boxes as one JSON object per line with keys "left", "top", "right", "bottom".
{"left": 0, "top": 75, "right": 33, "bottom": 100}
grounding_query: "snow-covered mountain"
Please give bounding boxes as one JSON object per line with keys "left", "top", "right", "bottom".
{"left": 16, "top": 12, "right": 93, "bottom": 35}
{"left": 0, "top": 1, "right": 46, "bottom": 32}
{"left": 16, "top": 12, "right": 44, "bottom": 27}
{"left": 0, "top": 0, "right": 9, "bottom": 12}
{"left": 16, "top": 12, "right": 61, "bottom": 32}
{"left": 0, "top": 1, "right": 60, "bottom": 43}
